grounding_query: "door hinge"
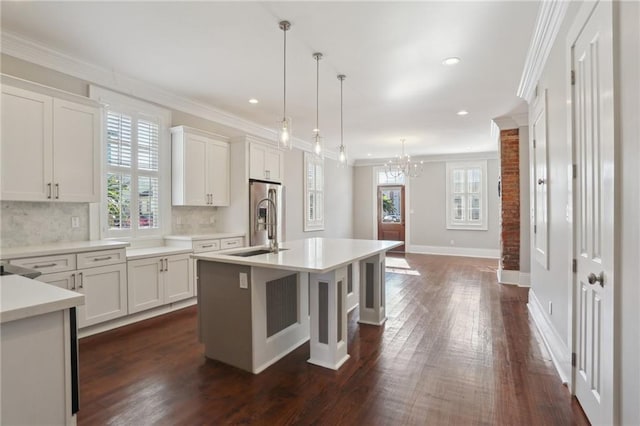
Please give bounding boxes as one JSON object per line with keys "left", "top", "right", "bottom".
{"left": 571, "top": 352, "right": 576, "bottom": 367}
{"left": 572, "top": 259, "right": 577, "bottom": 273}
{"left": 572, "top": 164, "right": 577, "bottom": 179}
{"left": 534, "top": 224, "right": 537, "bottom": 234}
{"left": 571, "top": 70, "right": 576, "bottom": 86}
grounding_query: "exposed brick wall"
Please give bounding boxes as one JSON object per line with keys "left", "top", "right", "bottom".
{"left": 500, "top": 129, "right": 520, "bottom": 271}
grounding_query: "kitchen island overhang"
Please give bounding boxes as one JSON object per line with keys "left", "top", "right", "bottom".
{"left": 194, "top": 238, "right": 402, "bottom": 373}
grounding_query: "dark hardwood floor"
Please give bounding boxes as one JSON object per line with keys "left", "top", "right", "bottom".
{"left": 78, "top": 254, "right": 589, "bottom": 425}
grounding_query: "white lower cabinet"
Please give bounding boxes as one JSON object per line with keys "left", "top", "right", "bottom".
{"left": 38, "top": 263, "right": 128, "bottom": 328}
{"left": 127, "top": 253, "right": 193, "bottom": 314}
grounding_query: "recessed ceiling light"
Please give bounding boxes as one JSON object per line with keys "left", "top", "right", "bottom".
{"left": 367, "top": 153, "right": 372, "bottom": 157}
{"left": 442, "top": 57, "right": 461, "bottom": 66}
{"left": 457, "top": 110, "right": 469, "bottom": 116}
{"left": 249, "top": 98, "right": 259, "bottom": 104}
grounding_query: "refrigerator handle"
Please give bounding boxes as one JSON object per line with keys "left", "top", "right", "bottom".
{"left": 268, "top": 188, "right": 278, "bottom": 240}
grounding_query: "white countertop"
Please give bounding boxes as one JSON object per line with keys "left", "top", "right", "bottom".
{"left": 164, "top": 233, "right": 245, "bottom": 241}
{"left": 0, "top": 275, "right": 85, "bottom": 324}
{"left": 127, "top": 246, "right": 193, "bottom": 260}
{"left": 0, "top": 240, "right": 130, "bottom": 260}
{"left": 193, "top": 238, "right": 402, "bottom": 274}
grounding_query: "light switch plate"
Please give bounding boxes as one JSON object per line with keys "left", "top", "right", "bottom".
{"left": 239, "top": 272, "right": 248, "bottom": 289}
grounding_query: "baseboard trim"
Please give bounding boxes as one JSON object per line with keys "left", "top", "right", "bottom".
{"left": 407, "top": 245, "right": 499, "bottom": 259}
{"left": 497, "top": 269, "right": 531, "bottom": 287}
{"left": 78, "top": 297, "right": 197, "bottom": 338}
{"left": 527, "top": 289, "right": 571, "bottom": 384}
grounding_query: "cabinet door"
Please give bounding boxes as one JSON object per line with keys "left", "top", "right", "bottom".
{"left": 249, "top": 143, "right": 266, "bottom": 180}
{"left": 183, "top": 134, "right": 209, "bottom": 206}
{"left": 264, "top": 148, "right": 283, "bottom": 182}
{"left": 207, "top": 140, "right": 229, "bottom": 206}
{"left": 127, "top": 257, "right": 164, "bottom": 314}
{"left": 77, "top": 263, "right": 127, "bottom": 328}
{"left": 165, "top": 254, "right": 194, "bottom": 303}
{"left": 37, "top": 270, "right": 77, "bottom": 290}
{"left": 1, "top": 86, "right": 52, "bottom": 201}
{"left": 52, "top": 99, "right": 100, "bottom": 202}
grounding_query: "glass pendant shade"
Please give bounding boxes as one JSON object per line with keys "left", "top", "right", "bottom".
{"left": 278, "top": 117, "right": 292, "bottom": 149}
{"left": 311, "top": 52, "right": 324, "bottom": 158}
{"left": 338, "top": 144, "right": 347, "bottom": 164}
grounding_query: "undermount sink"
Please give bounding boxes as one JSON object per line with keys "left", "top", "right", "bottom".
{"left": 229, "top": 248, "right": 289, "bottom": 257}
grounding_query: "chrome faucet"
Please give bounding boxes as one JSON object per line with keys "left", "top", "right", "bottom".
{"left": 256, "top": 197, "right": 279, "bottom": 253}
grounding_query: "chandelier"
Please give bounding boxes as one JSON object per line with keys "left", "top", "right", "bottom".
{"left": 385, "top": 139, "right": 424, "bottom": 179}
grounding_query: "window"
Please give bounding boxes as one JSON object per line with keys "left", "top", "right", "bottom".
{"left": 446, "top": 160, "right": 488, "bottom": 230}
{"left": 304, "top": 151, "right": 324, "bottom": 231}
{"left": 90, "top": 86, "right": 170, "bottom": 239}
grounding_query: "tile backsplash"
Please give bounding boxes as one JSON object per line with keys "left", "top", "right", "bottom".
{"left": 0, "top": 202, "right": 220, "bottom": 248}
{"left": 1, "top": 201, "right": 89, "bottom": 248}
{"left": 171, "top": 206, "right": 218, "bottom": 235}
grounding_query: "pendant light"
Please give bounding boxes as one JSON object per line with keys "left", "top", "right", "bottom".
{"left": 312, "top": 52, "right": 324, "bottom": 158}
{"left": 337, "top": 74, "right": 347, "bottom": 165}
{"left": 278, "top": 20, "right": 293, "bottom": 150}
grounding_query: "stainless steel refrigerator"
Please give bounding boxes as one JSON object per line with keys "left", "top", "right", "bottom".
{"left": 249, "top": 179, "right": 285, "bottom": 247}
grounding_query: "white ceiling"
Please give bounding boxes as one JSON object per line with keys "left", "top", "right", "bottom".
{"left": 1, "top": 1, "right": 539, "bottom": 160}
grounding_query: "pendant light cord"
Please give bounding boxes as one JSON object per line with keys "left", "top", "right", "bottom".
{"left": 316, "top": 54, "right": 320, "bottom": 134}
{"left": 340, "top": 77, "right": 344, "bottom": 148}
{"left": 283, "top": 27, "right": 287, "bottom": 119}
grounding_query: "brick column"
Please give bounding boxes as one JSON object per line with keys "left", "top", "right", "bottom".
{"left": 500, "top": 129, "right": 520, "bottom": 272}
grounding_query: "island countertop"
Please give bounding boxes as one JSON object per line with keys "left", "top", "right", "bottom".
{"left": 0, "top": 275, "right": 85, "bottom": 324}
{"left": 193, "top": 237, "right": 402, "bottom": 274}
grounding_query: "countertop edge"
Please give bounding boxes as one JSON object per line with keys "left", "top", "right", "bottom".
{"left": 1, "top": 240, "right": 130, "bottom": 260}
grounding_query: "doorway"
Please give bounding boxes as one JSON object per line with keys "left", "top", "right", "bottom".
{"left": 377, "top": 185, "right": 405, "bottom": 253}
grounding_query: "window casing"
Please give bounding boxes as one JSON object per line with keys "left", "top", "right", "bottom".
{"left": 304, "top": 152, "right": 324, "bottom": 231}
{"left": 90, "top": 86, "right": 171, "bottom": 240}
{"left": 446, "top": 160, "right": 488, "bottom": 230}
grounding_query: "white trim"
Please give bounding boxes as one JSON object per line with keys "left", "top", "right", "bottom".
{"left": 1, "top": 31, "right": 326, "bottom": 156}
{"left": 445, "top": 160, "right": 488, "bottom": 231}
{"left": 527, "top": 289, "right": 571, "bottom": 385}
{"left": 517, "top": 0, "right": 571, "bottom": 102}
{"left": 497, "top": 269, "right": 531, "bottom": 287}
{"left": 493, "top": 113, "right": 529, "bottom": 131}
{"left": 78, "top": 297, "right": 196, "bottom": 338}
{"left": 407, "top": 245, "right": 499, "bottom": 259}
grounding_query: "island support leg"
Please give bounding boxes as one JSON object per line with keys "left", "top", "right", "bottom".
{"left": 358, "top": 252, "right": 387, "bottom": 325}
{"left": 308, "top": 266, "right": 350, "bottom": 370}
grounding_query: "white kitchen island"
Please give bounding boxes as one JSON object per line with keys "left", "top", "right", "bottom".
{"left": 193, "top": 238, "right": 401, "bottom": 373}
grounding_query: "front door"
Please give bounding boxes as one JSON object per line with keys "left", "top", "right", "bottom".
{"left": 377, "top": 185, "right": 405, "bottom": 253}
{"left": 572, "top": 1, "right": 615, "bottom": 424}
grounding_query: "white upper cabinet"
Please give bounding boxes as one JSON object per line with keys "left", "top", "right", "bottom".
{"left": 172, "top": 126, "right": 229, "bottom": 206}
{"left": 1, "top": 82, "right": 100, "bottom": 202}
{"left": 249, "top": 142, "right": 283, "bottom": 182}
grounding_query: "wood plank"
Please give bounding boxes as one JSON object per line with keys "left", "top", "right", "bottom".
{"left": 78, "top": 254, "right": 588, "bottom": 425}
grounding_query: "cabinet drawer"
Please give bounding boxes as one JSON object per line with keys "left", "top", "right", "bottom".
{"left": 221, "top": 237, "right": 243, "bottom": 249}
{"left": 10, "top": 253, "right": 76, "bottom": 274}
{"left": 77, "top": 248, "right": 126, "bottom": 269}
{"left": 193, "top": 240, "right": 220, "bottom": 253}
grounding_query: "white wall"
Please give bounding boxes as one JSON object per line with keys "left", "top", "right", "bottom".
{"left": 528, "top": 1, "right": 640, "bottom": 423}
{"left": 353, "top": 166, "right": 374, "bottom": 239}
{"left": 519, "top": 126, "right": 531, "bottom": 273}
{"left": 353, "top": 155, "right": 500, "bottom": 256}
{"left": 616, "top": 1, "right": 640, "bottom": 423}
{"left": 282, "top": 149, "right": 354, "bottom": 241}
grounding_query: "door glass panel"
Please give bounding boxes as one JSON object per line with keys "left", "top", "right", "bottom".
{"left": 380, "top": 187, "right": 402, "bottom": 223}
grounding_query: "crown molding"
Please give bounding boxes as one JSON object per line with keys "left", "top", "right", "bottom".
{"left": 517, "top": 0, "right": 570, "bottom": 103}
{"left": 0, "top": 30, "right": 318, "bottom": 153}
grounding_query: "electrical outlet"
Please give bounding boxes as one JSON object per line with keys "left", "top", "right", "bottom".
{"left": 71, "top": 217, "right": 80, "bottom": 228}
{"left": 239, "top": 272, "right": 248, "bottom": 289}
{"left": 548, "top": 301, "right": 553, "bottom": 315}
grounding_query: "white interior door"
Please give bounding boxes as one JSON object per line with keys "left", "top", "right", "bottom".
{"left": 572, "top": 1, "right": 615, "bottom": 424}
